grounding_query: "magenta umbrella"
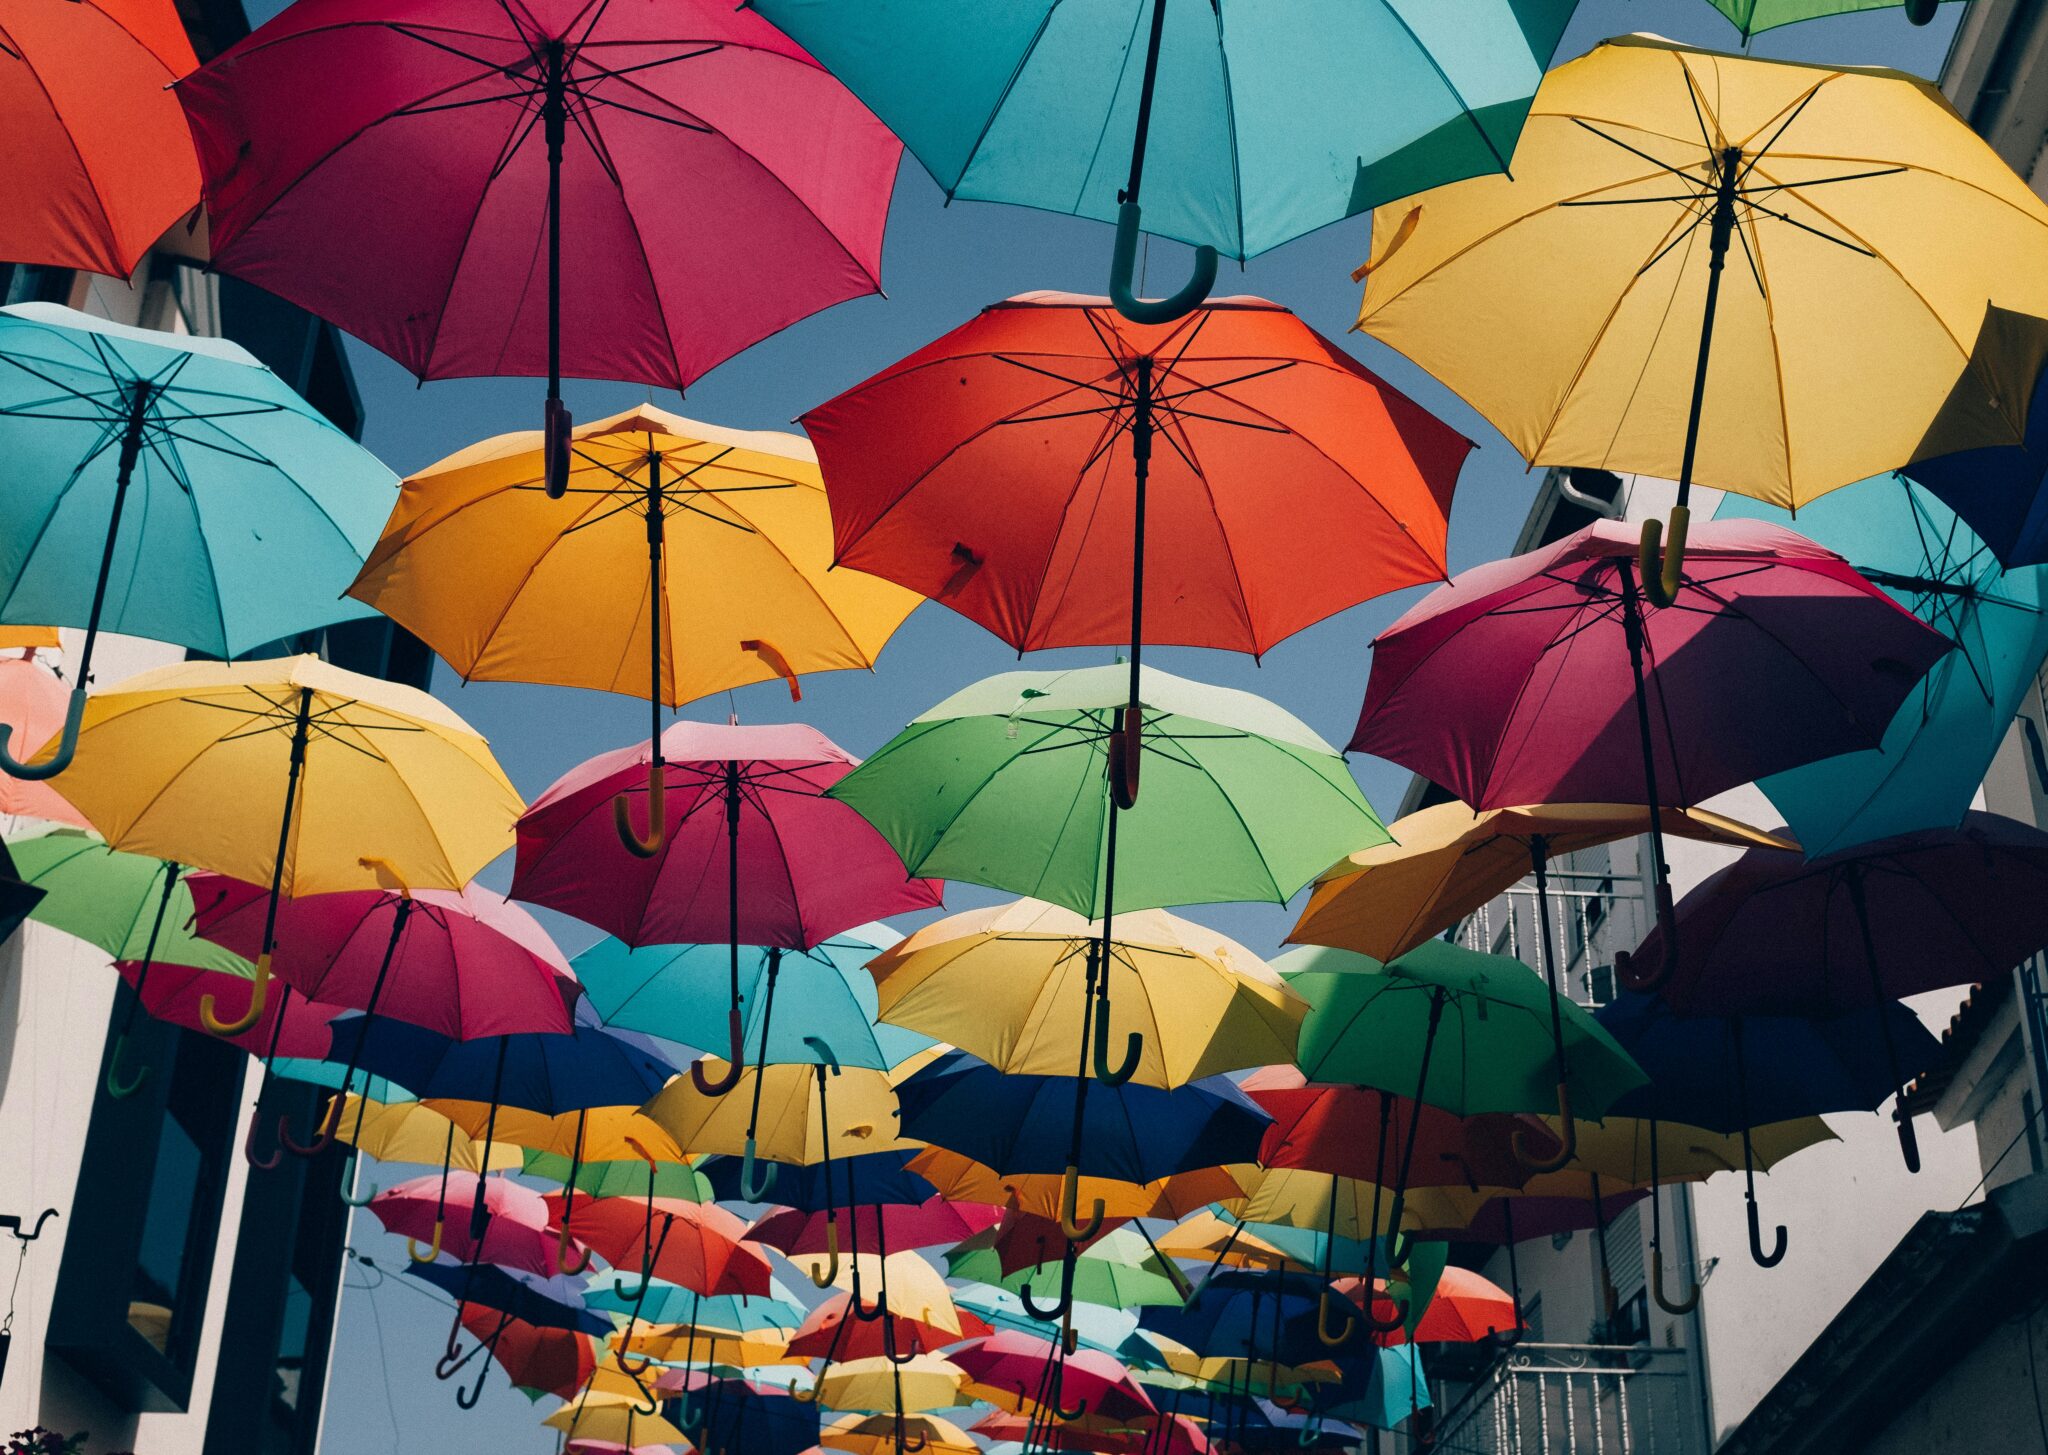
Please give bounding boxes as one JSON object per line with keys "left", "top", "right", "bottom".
{"left": 749, "top": 1195, "right": 1000, "bottom": 1258}
{"left": 370, "top": 1170, "right": 578, "bottom": 1276}
{"left": 174, "top": 0, "right": 899, "bottom": 494}
{"left": 953, "top": 1332, "right": 1157, "bottom": 1426}
{"left": 512, "top": 721, "right": 940, "bottom": 1091}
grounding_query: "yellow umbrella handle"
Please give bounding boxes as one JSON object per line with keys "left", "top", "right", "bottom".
{"left": 1058, "top": 1164, "right": 1105, "bottom": 1242}
{"left": 1512, "top": 1083, "right": 1576, "bottom": 1173}
{"left": 1637, "top": 508, "right": 1688, "bottom": 610}
{"left": 614, "top": 762, "right": 667, "bottom": 857}
{"left": 808, "top": 1219, "right": 840, "bottom": 1290}
{"left": 407, "top": 1217, "right": 445, "bottom": 1263}
{"left": 200, "top": 951, "right": 271, "bottom": 1037}
{"left": 1316, "top": 1290, "right": 1356, "bottom": 1349}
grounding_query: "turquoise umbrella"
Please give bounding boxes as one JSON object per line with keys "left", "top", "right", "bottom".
{"left": 1717, "top": 474, "right": 2048, "bottom": 858}
{"left": 952, "top": 1282, "right": 1139, "bottom": 1354}
{"left": 583, "top": 1282, "right": 805, "bottom": 1332}
{"left": 750, "top": 0, "right": 1575, "bottom": 321}
{"left": 0, "top": 304, "right": 396, "bottom": 777}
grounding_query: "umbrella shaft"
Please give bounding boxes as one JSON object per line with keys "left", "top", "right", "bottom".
{"left": 260, "top": 688, "right": 317, "bottom": 958}
{"left": 1618, "top": 572, "right": 1676, "bottom": 910}
{"left": 647, "top": 454, "right": 666, "bottom": 761}
{"left": 119, "top": 861, "right": 183, "bottom": 1036}
{"left": 1675, "top": 147, "right": 1743, "bottom": 513}
{"left": 1127, "top": 355, "right": 1153, "bottom": 703}
{"left": 1123, "top": 0, "right": 1171, "bottom": 204}
{"left": 78, "top": 381, "right": 156, "bottom": 686}
{"left": 543, "top": 40, "right": 567, "bottom": 398}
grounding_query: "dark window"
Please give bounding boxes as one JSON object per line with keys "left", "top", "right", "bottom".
{"left": 1610, "top": 1288, "right": 1651, "bottom": 1346}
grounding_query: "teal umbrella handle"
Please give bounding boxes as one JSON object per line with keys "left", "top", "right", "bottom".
{"left": 1109, "top": 201, "right": 1217, "bottom": 326}
{"left": 1906, "top": 0, "right": 1939, "bottom": 20}
{"left": 0, "top": 688, "right": 83, "bottom": 780}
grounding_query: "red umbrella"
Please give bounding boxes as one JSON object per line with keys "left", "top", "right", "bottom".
{"left": 1241, "top": 1067, "right": 1533, "bottom": 1191}
{"left": 751, "top": 1195, "right": 998, "bottom": 1258}
{"left": 175, "top": 0, "right": 899, "bottom": 493}
{"left": 371, "top": 1170, "right": 571, "bottom": 1275}
{"left": 457, "top": 1306, "right": 596, "bottom": 1398}
{"left": 953, "top": 1209, "right": 1125, "bottom": 1281}
{"left": 513, "top": 720, "right": 939, "bottom": 1086}
{"left": 547, "top": 1193, "right": 769, "bottom": 1298}
{"left": 954, "top": 1332, "right": 1157, "bottom": 1425}
{"left": 1340, "top": 1267, "right": 1521, "bottom": 1346}
{"left": 785, "top": 1292, "right": 992, "bottom": 1363}
{"left": 0, "top": 0, "right": 200, "bottom": 276}
{"left": 804, "top": 292, "right": 1467, "bottom": 805}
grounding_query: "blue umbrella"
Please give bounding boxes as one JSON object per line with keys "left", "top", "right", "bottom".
{"left": 1298, "top": 1346, "right": 1430, "bottom": 1432}
{"left": 1138, "top": 1269, "right": 1360, "bottom": 1371}
{"left": 697, "top": 1148, "right": 936, "bottom": 1213}
{"left": 406, "top": 1258, "right": 613, "bottom": 1409}
{"left": 670, "top": 1374, "right": 821, "bottom": 1455}
{"left": 749, "top": 0, "right": 1574, "bottom": 321}
{"left": 0, "top": 303, "right": 395, "bottom": 777}
{"left": 583, "top": 1282, "right": 802, "bottom": 1332}
{"left": 1717, "top": 474, "right": 2048, "bottom": 857}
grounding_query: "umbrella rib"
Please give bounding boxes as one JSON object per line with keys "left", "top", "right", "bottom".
{"left": 6, "top": 35, "right": 123, "bottom": 254}
{"left": 1372, "top": 0, "right": 1514, "bottom": 180}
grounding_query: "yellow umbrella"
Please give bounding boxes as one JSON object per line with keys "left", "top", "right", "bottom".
{"left": 824, "top": 1412, "right": 979, "bottom": 1455}
{"left": 794, "top": 1251, "right": 961, "bottom": 1330}
{"left": 816, "top": 1354, "right": 969, "bottom": 1413}
{"left": 542, "top": 1392, "right": 688, "bottom": 1447}
{"left": 431, "top": 1103, "right": 685, "bottom": 1165}
{"left": 348, "top": 406, "right": 921, "bottom": 851}
{"left": 41, "top": 654, "right": 520, "bottom": 1033}
{"left": 1220, "top": 1165, "right": 1488, "bottom": 1242}
{"left": 869, "top": 898, "right": 1303, "bottom": 1088}
{"left": 0, "top": 627, "right": 61, "bottom": 651}
{"left": 618, "top": 1322, "right": 801, "bottom": 1370}
{"left": 1154, "top": 1213, "right": 1313, "bottom": 1273}
{"left": 1156, "top": 1348, "right": 1341, "bottom": 1390}
{"left": 640, "top": 1059, "right": 908, "bottom": 1163}
{"left": 331, "top": 1095, "right": 524, "bottom": 1181}
{"left": 1291, "top": 801, "right": 1795, "bottom": 962}
{"left": 1354, "top": 34, "right": 2048, "bottom": 603}
{"left": 906, "top": 1146, "right": 1252, "bottom": 1223}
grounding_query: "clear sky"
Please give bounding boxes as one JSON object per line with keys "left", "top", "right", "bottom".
{"left": 308, "top": 5, "right": 1961, "bottom": 1452}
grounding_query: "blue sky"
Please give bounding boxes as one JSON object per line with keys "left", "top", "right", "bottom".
{"left": 309, "top": 4, "right": 1961, "bottom": 1451}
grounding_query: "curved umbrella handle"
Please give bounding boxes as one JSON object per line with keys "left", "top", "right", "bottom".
{"left": 804, "top": 1035, "right": 842, "bottom": 1075}
{"left": 808, "top": 1219, "right": 840, "bottom": 1289}
{"left": 1092, "top": 1013, "right": 1142, "bottom": 1088}
{"left": 1298, "top": 1415, "right": 1324, "bottom": 1448}
{"left": 244, "top": 1107, "right": 281, "bottom": 1170}
{"left": 454, "top": 1352, "right": 493, "bottom": 1410}
{"left": 1059, "top": 1165, "right": 1105, "bottom": 1242}
{"left": 1615, "top": 883, "right": 1679, "bottom": 992}
{"left": 615, "top": 1343, "right": 656, "bottom": 1377}
{"left": 555, "top": 1222, "right": 591, "bottom": 1276}
{"left": 1054, "top": 1394, "right": 1090, "bottom": 1425}
{"left": 1652, "top": 1243, "right": 1700, "bottom": 1315}
{"left": 739, "top": 1135, "right": 776, "bottom": 1201}
{"left": 1746, "top": 1195, "right": 1788, "bottom": 1269}
{"left": 104, "top": 1030, "right": 149, "bottom": 1099}
{"left": 624, "top": 1367, "right": 660, "bottom": 1417}
{"left": 689, "top": 1010, "right": 745, "bottom": 1096}
{"left": 901, "top": 1431, "right": 928, "bottom": 1453}
{"left": 1109, "top": 200, "right": 1217, "bottom": 326}
{"left": 1512, "top": 1084, "right": 1575, "bottom": 1173}
{"left": 790, "top": 1381, "right": 820, "bottom": 1405}
{"left": 1315, "top": 1290, "right": 1356, "bottom": 1348}
{"left": 278, "top": 1092, "right": 343, "bottom": 1158}
{"left": 1906, "top": 0, "right": 1938, "bottom": 18}
{"left": 1018, "top": 1261, "right": 1074, "bottom": 1325}
{"left": 1638, "top": 507, "right": 1688, "bottom": 610}
{"left": 407, "top": 1218, "right": 445, "bottom": 1264}
{"left": 0, "top": 688, "right": 83, "bottom": 780}
{"left": 338, "top": 1166, "right": 380, "bottom": 1209}
{"left": 200, "top": 951, "right": 271, "bottom": 1037}
{"left": 544, "top": 396, "right": 573, "bottom": 499}
{"left": 673, "top": 1392, "right": 703, "bottom": 1429}
{"left": 613, "top": 763, "right": 667, "bottom": 858}
{"left": 1384, "top": 1218, "right": 1417, "bottom": 1275}
{"left": 1361, "top": 1284, "right": 1407, "bottom": 1334}
{"left": 1896, "top": 1107, "right": 1922, "bottom": 1174}
{"left": 1109, "top": 703, "right": 1143, "bottom": 810}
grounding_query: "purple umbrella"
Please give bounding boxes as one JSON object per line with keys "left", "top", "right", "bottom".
{"left": 1350, "top": 518, "right": 1950, "bottom": 998}
{"left": 1629, "top": 812, "right": 2048, "bottom": 1178}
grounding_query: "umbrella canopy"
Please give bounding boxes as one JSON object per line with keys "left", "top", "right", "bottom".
{"left": 14, "top": 828, "right": 245, "bottom": 976}
{"left": 752, "top": 1196, "right": 998, "bottom": 1259}
{"left": 950, "top": 1228, "right": 1185, "bottom": 1310}
{"left": 586, "top": 1285, "right": 801, "bottom": 1332}
{"left": 869, "top": 898, "right": 1303, "bottom": 1088}
{"left": 825, "top": 1412, "right": 979, "bottom": 1455}
{"left": 410, "top": 1259, "right": 612, "bottom": 1335}
{"left": 456, "top": 1308, "right": 595, "bottom": 1398}
{"left": 1719, "top": 473, "right": 2048, "bottom": 857}
{"left": 700, "top": 1149, "right": 933, "bottom": 1213}
{"left": 803, "top": 292, "right": 1466, "bottom": 658}
{"left": 0, "top": 657, "right": 88, "bottom": 826}
{"left": 1220, "top": 1167, "right": 1480, "bottom": 1243}
{"left": 1241, "top": 1066, "right": 1535, "bottom": 1191}
{"left": 332, "top": 1096, "right": 523, "bottom": 1175}
{"left": 1289, "top": 801, "right": 1795, "bottom": 961}
{"left": 950, "top": 1212, "right": 1124, "bottom": 1280}
{"left": 815, "top": 1354, "right": 968, "bottom": 1414}
{"left": 341, "top": 1018, "right": 676, "bottom": 1118}
{"left": 670, "top": 1376, "right": 821, "bottom": 1455}
{"left": 787, "top": 1292, "right": 987, "bottom": 1361}
{"left": 1415, "top": 1190, "right": 1648, "bottom": 1244}
{"left": 1702, "top": 0, "right": 1953, "bottom": 37}
{"left": 542, "top": 1397, "right": 689, "bottom": 1448}
{"left": 639, "top": 1059, "right": 906, "bottom": 1166}
{"left": 1139, "top": 1270, "right": 1359, "bottom": 1369}
{"left": 176, "top": 0, "right": 899, "bottom": 411}
{"left": 1345, "top": 1267, "right": 1519, "bottom": 1345}
{"left": 549, "top": 1196, "right": 769, "bottom": 1296}
{"left": 955, "top": 1332, "right": 1157, "bottom": 1425}
{"left": 831, "top": 664, "right": 1386, "bottom": 917}
{"left": 1353, "top": 35, "right": 2048, "bottom": 516}
{"left": 529, "top": 1150, "right": 710, "bottom": 1203}
{"left": 1530, "top": 1116, "right": 1835, "bottom": 1192}
{"left": 906, "top": 1148, "right": 1248, "bottom": 1224}
{"left": 371, "top": 1172, "right": 577, "bottom": 1276}
{"left": 114, "top": 958, "right": 340, "bottom": 1060}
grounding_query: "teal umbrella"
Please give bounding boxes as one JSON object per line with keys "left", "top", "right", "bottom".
{"left": 0, "top": 304, "right": 396, "bottom": 778}
{"left": 750, "top": 0, "right": 1575, "bottom": 321}
{"left": 1718, "top": 474, "right": 2048, "bottom": 858}
{"left": 952, "top": 1282, "right": 1139, "bottom": 1354}
{"left": 583, "top": 1282, "right": 804, "bottom": 1332}
{"left": 11, "top": 826, "right": 251, "bottom": 1097}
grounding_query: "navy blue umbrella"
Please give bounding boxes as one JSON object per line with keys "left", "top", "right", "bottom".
{"left": 668, "top": 1374, "right": 819, "bottom": 1455}
{"left": 406, "top": 1259, "right": 610, "bottom": 1335}
{"left": 1902, "top": 305, "right": 2048, "bottom": 568}
{"left": 697, "top": 1147, "right": 935, "bottom": 1213}
{"left": 1139, "top": 1269, "right": 1358, "bottom": 1371}
{"left": 329, "top": 1015, "right": 674, "bottom": 1113}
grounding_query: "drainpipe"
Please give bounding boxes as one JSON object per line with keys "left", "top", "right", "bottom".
{"left": 1675, "top": 1183, "right": 1717, "bottom": 1451}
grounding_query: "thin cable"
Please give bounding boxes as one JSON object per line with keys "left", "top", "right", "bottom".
{"left": 1954, "top": 1089, "right": 2048, "bottom": 1212}
{"left": 2026, "top": 1302, "right": 2048, "bottom": 1454}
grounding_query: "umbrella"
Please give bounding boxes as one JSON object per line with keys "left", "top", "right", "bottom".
{"left": 906, "top": 1148, "right": 1246, "bottom": 1226}
{"left": 815, "top": 1354, "right": 968, "bottom": 1414}
{"left": 1241, "top": 1066, "right": 1534, "bottom": 1192}
{"left": 0, "top": 655, "right": 88, "bottom": 826}
{"left": 350, "top": 413, "right": 922, "bottom": 819}
{"left": 1353, "top": 34, "right": 2048, "bottom": 604}
{"left": 954, "top": 1228, "right": 1186, "bottom": 1313}
{"left": 752, "top": 0, "right": 1573, "bottom": 317}
{"left": 332, "top": 1095, "right": 523, "bottom": 1203}
{"left": 528, "top": 1149, "right": 710, "bottom": 1204}
{"left": 542, "top": 1394, "right": 689, "bottom": 1448}
{"left": 11, "top": 826, "right": 248, "bottom": 1095}
{"left": 1639, "top": 813, "right": 2048, "bottom": 1175}
{"left": 372, "top": 1172, "right": 577, "bottom": 1277}
{"left": 0, "top": 307, "right": 398, "bottom": 778}
{"left": 0, "top": 0, "right": 200, "bottom": 275}
{"left": 516, "top": 719, "right": 939, "bottom": 1111}
{"left": 869, "top": 898, "right": 1303, "bottom": 1089}
{"left": 551, "top": 1195, "right": 768, "bottom": 1296}
{"left": 699, "top": 1149, "right": 932, "bottom": 1214}
{"left": 1138, "top": 1271, "right": 1359, "bottom": 1400}
{"left": 1343, "top": 1266, "right": 1519, "bottom": 1346}
{"left": 804, "top": 292, "right": 1466, "bottom": 772}
{"left": 177, "top": 3, "right": 899, "bottom": 487}
{"left": 956, "top": 1332, "right": 1157, "bottom": 1426}
{"left": 589, "top": 1285, "right": 800, "bottom": 1332}
{"left": 37, "top": 654, "right": 520, "bottom": 1043}
{"left": 1703, "top": 0, "right": 1949, "bottom": 36}
{"left": 1349, "top": 518, "right": 1949, "bottom": 995}
{"left": 787, "top": 1291, "right": 988, "bottom": 1363}
{"left": 1720, "top": 472, "right": 2048, "bottom": 856}
{"left": 574, "top": 923, "right": 931, "bottom": 1075}
{"left": 950, "top": 1213, "right": 1125, "bottom": 1282}
{"left": 753, "top": 1197, "right": 997, "bottom": 1260}
{"left": 454, "top": 1307, "right": 595, "bottom": 1399}
{"left": 824, "top": 1412, "right": 978, "bottom": 1455}
{"left": 113, "top": 958, "right": 339, "bottom": 1063}
{"left": 667, "top": 1375, "right": 821, "bottom": 1455}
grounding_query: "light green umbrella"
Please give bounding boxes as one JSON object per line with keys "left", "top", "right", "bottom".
{"left": 948, "top": 1227, "right": 1186, "bottom": 1310}
{"left": 11, "top": 826, "right": 252, "bottom": 1097}
{"left": 523, "top": 1149, "right": 712, "bottom": 1202}
{"left": 1701, "top": 0, "right": 1950, "bottom": 37}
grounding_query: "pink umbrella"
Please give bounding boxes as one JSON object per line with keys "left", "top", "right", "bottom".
{"left": 512, "top": 721, "right": 940, "bottom": 1089}
{"left": 749, "top": 1196, "right": 999, "bottom": 1258}
{"left": 371, "top": 1169, "right": 574, "bottom": 1274}
{"left": 954, "top": 1332, "right": 1157, "bottom": 1426}
{"left": 0, "top": 653, "right": 88, "bottom": 827}
{"left": 175, "top": 0, "right": 899, "bottom": 495}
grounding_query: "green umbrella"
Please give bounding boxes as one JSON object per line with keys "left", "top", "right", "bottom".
{"left": 1700, "top": 0, "right": 1949, "bottom": 36}
{"left": 11, "top": 826, "right": 252, "bottom": 1097}
{"left": 949, "top": 1227, "right": 1186, "bottom": 1310}
{"left": 1281, "top": 940, "right": 1646, "bottom": 1263}
{"left": 522, "top": 1149, "right": 712, "bottom": 1202}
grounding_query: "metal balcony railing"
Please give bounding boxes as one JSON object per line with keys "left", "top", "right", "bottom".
{"left": 1430, "top": 1344, "right": 1704, "bottom": 1455}
{"left": 1448, "top": 870, "right": 1644, "bottom": 1009}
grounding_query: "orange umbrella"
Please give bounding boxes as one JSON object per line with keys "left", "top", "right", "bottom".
{"left": 1339, "top": 1266, "right": 1522, "bottom": 1345}
{"left": 0, "top": 0, "right": 201, "bottom": 276}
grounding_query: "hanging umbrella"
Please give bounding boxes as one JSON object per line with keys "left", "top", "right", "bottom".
{"left": 804, "top": 292, "right": 1467, "bottom": 776}
{"left": 1353, "top": 34, "right": 2048, "bottom": 604}
{"left": 815, "top": 1354, "right": 969, "bottom": 1413}
{"left": 950, "top": 1228, "right": 1185, "bottom": 1311}
{"left": 621, "top": 1321, "right": 798, "bottom": 1371}
{"left": 574, "top": 924, "right": 930, "bottom": 1074}
{"left": 588, "top": 1285, "right": 801, "bottom": 1333}
{"left": 454, "top": 1308, "right": 595, "bottom": 1400}
{"left": 1341, "top": 1266, "right": 1519, "bottom": 1346}
{"left": 529, "top": 1149, "right": 710, "bottom": 1204}
{"left": 667, "top": 1375, "right": 821, "bottom": 1455}
{"left": 955, "top": 1332, "right": 1158, "bottom": 1426}
{"left": 787, "top": 1292, "right": 988, "bottom": 1363}
{"left": 0, "top": 656, "right": 88, "bottom": 826}
{"left": 869, "top": 899, "right": 1303, "bottom": 1089}
{"left": 905, "top": 1148, "right": 1247, "bottom": 1226}
{"left": 1241, "top": 1066, "right": 1534, "bottom": 1192}
{"left": 752, "top": 0, "right": 1573, "bottom": 319}
{"left": 333, "top": 1095, "right": 524, "bottom": 1202}
{"left": 1349, "top": 518, "right": 1949, "bottom": 995}
{"left": 542, "top": 1394, "right": 689, "bottom": 1448}
{"left": 824, "top": 1412, "right": 978, "bottom": 1455}
{"left": 1719, "top": 473, "right": 2048, "bottom": 856}
{"left": 372, "top": 1172, "right": 578, "bottom": 1276}
{"left": 951, "top": 1286, "right": 1136, "bottom": 1358}
{"left": 752, "top": 1196, "right": 997, "bottom": 1260}
{"left": 35, "top": 654, "right": 520, "bottom": 1043}
{"left": 700, "top": 1148, "right": 932, "bottom": 1213}
{"left": 1138, "top": 1271, "right": 1357, "bottom": 1394}
{"left": 113, "top": 958, "right": 339, "bottom": 1062}
{"left": 1701, "top": 0, "right": 1948, "bottom": 36}
{"left": 550, "top": 1195, "right": 768, "bottom": 1296}
{"left": 950, "top": 1212, "right": 1126, "bottom": 1282}
{"left": 351, "top": 413, "right": 923, "bottom": 825}
{"left": 178, "top": 4, "right": 899, "bottom": 488}
{"left": 0, "top": 307, "right": 399, "bottom": 777}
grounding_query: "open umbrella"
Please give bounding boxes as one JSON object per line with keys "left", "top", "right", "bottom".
{"left": 177, "top": 1, "right": 899, "bottom": 487}
{"left": 0, "top": 306, "right": 397, "bottom": 777}
{"left": 1702, "top": 0, "right": 1948, "bottom": 36}
{"left": 956, "top": 1331, "right": 1157, "bottom": 1427}
{"left": 905, "top": 1148, "right": 1246, "bottom": 1227}
{"left": 787, "top": 1292, "right": 988, "bottom": 1364}
{"left": 667, "top": 1375, "right": 821, "bottom": 1455}
{"left": 825, "top": 1411, "right": 978, "bottom": 1455}
{"left": 1354, "top": 34, "right": 2048, "bottom": 602}
{"left": 543, "top": 1392, "right": 690, "bottom": 1448}
{"left": 752, "top": 0, "right": 1573, "bottom": 319}
{"left": 1343, "top": 1266, "right": 1519, "bottom": 1346}
{"left": 333, "top": 1096, "right": 523, "bottom": 1200}
{"left": 453, "top": 1307, "right": 595, "bottom": 1400}
{"left": 372, "top": 1172, "right": 576, "bottom": 1277}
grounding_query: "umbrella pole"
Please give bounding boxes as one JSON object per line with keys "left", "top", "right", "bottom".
{"left": 1108, "top": 356, "right": 1152, "bottom": 817}
{"left": 1359, "top": 1094, "right": 1402, "bottom": 1332}
{"left": 408, "top": 1121, "right": 456, "bottom": 1263}
{"left": 1647, "top": 1117, "right": 1699, "bottom": 1314}
{"left": 1132, "top": 1216, "right": 1191, "bottom": 1300}
{"left": 202, "top": 686, "right": 314, "bottom": 1035}
{"left": 689, "top": 763, "right": 745, "bottom": 1094}
{"left": 1384, "top": 988, "right": 1447, "bottom": 1271}
{"left": 1061, "top": 944, "right": 1107, "bottom": 1241}
{"left": 1496, "top": 1201, "right": 1525, "bottom": 1347}
{"left": 556, "top": 1107, "right": 591, "bottom": 1274}
{"left": 283, "top": 896, "right": 414, "bottom": 1156}
{"left": 1731, "top": 1019, "right": 1787, "bottom": 1267}
{"left": 105, "top": 860, "right": 181, "bottom": 1098}
{"left": 739, "top": 948, "right": 783, "bottom": 1199}
{"left": 1613, "top": 570, "right": 1680, "bottom": 992}
{"left": 540, "top": 39, "right": 572, "bottom": 499}
{"left": 240, "top": 981, "right": 295, "bottom": 1170}
{"left": 1847, "top": 870, "right": 1921, "bottom": 1172}
{"left": 469, "top": 1035, "right": 509, "bottom": 1244}
{"left": 1093, "top": 743, "right": 1142, "bottom": 1085}
{"left": 0, "top": 379, "right": 154, "bottom": 780}
{"left": 1590, "top": 1173, "right": 1617, "bottom": 1325}
{"left": 1514, "top": 838, "right": 1576, "bottom": 1170}
{"left": 615, "top": 451, "right": 669, "bottom": 855}
{"left": 1639, "top": 145, "right": 1742, "bottom": 608}
{"left": 804, "top": 1040, "right": 842, "bottom": 1287}
{"left": 1315, "top": 1172, "right": 1355, "bottom": 1348}
{"left": 1107, "top": 0, "right": 1217, "bottom": 324}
